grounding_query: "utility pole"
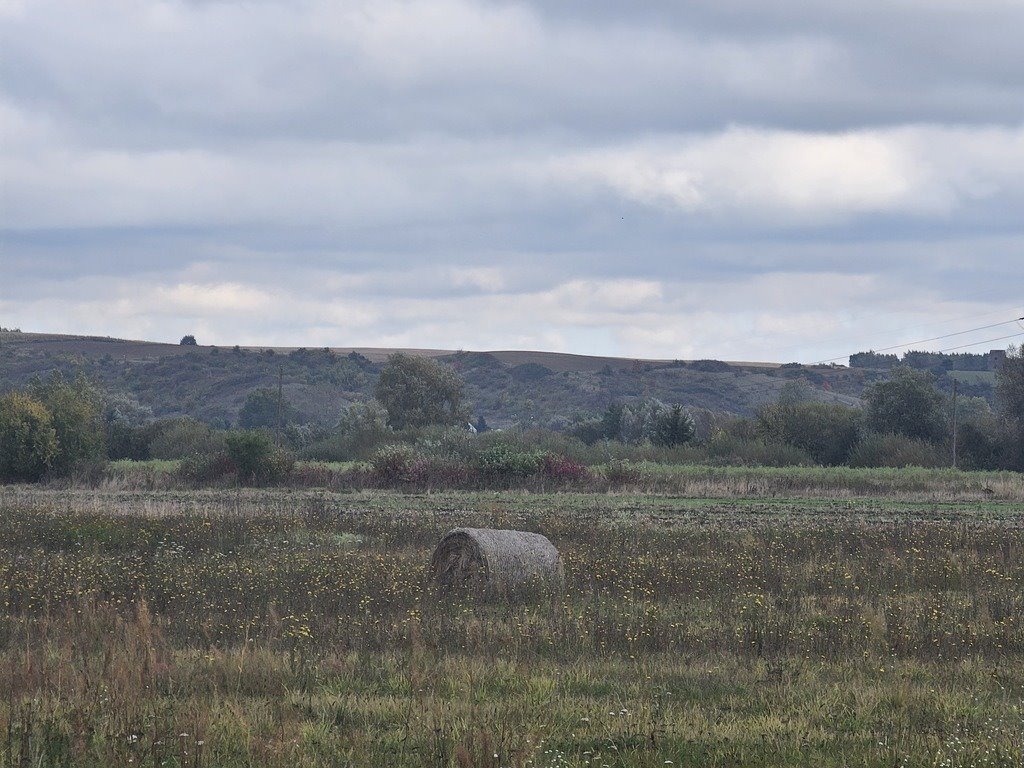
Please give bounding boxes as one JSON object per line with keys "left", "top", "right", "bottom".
{"left": 951, "top": 378, "right": 958, "bottom": 469}
{"left": 276, "top": 364, "right": 284, "bottom": 448}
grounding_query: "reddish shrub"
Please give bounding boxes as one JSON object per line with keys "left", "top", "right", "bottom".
{"left": 540, "top": 453, "right": 590, "bottom": 484}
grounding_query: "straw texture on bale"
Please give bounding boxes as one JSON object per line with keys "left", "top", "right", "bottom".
{"left": 430, "top": 528, "right": 563, "bottom": 596}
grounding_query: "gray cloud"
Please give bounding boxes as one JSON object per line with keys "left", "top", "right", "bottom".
{"left": 1, "top": 0, "right": 1023, "bottom": 361}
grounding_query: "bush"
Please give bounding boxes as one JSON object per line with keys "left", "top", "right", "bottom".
{"left": 603, "top": 459, "right": 642, "bottom": 485}
{"left": 757, "top": 402, "right": 862, "bottom": 465}
{"left": 697, "top": 435, "right": 813, "bottom": 467}
{"left": 404, "top": 455, "right": 473, "bottom": 488}
{"left": 224, "top": 431, "right": 295, "bottom": 484}
{"left": 848, "top": 433, "right": 947, "bottom": 469}
{"left": 106, "top": 422, "right": 159, "bottom": 461}
{"left": 475, "top": 445, "right": 544, "bottom": 481}
{"left": 411, "top": 424, "right": 475, "bottom": 459}
{"left": 149, "top": 418, "right": 225, "bottom": 460}
{"left": 301, "top": 401, "right": 391, "bottom": 462}
{"left": 177, "top": 452, "right": 238, "bottom": 484}
{"left": 370, "top": 444, "right": 418, "bottom": 485}
{"left": 540, "top": 453, "right": 590, "bottom": 484}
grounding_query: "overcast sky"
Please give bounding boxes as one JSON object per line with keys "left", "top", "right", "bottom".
{"left": 2, "top": 0, "right": 1023, "bottom": 362}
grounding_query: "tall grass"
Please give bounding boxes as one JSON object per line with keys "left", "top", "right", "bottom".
{"left": 2, "top": 487, "right": 1023, "bottom": 766}
{"left": 98, "top": 458, "right": 1024, "bottom": 501}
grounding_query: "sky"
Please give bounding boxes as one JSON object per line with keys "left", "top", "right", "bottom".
{"left": 2, "top": 0, "right": 1023, "bottom": 363}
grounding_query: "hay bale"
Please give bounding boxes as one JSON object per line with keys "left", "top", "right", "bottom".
{"left": 430, "top": 527, "right": 563, "bottom": 596}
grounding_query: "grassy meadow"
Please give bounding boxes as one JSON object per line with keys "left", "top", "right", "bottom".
{"left": 2, "top": 483, "right": 1023, "bottom": 767}
{"left": 101, "top": 458, "right": 1024, "bottom": 501}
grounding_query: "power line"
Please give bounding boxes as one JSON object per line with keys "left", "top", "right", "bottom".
{"left": 803, "top": 304, "right": 1024, "bottom": 361}
{"left": 936, "top": 331, "right": 1024, "bottom": 354}
{"left": 814, "top": 317, "right": 1024, "bottom": 365}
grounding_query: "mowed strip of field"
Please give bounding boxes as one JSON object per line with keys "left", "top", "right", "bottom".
{"left": 2, "top": 486, "right": 1023, "bottom": 767}
{"left": 98, "top": 459, "right": 1024, "bottom": 503}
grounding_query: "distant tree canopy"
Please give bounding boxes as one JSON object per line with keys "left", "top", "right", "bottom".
{"left": 757, "top": 400, "right": 862, "bottom": 466}
{"left": 851, "top": 349, "right": 993, "bottom": 372}
{"left": 374, "top": 354, "right": 467, "bottom": 429}
{"left": 996, "top": 345, "right": 1024, "bottom": 422}
{"left": 653, "top": 404, "right": 697, "bottom": 447}
{"left": 29, "top": 373, "right": 107, "bottom": 474}
{"left": 180, "top": 335, "right": 197, "bottom": 346}
{"left": 862, "top": 367, "right": 948, "bottom": 442}
{"left": 0, "top": 373, "right": 106, "bottom": 480}
{"left": 335, "top": 401, "right": 391, "bottom": 458}
{"left": 572, "top": 398, "right": 695, "bottom": 447}
{"left": 0, "top": 391, "right": 58, "bottom": 482}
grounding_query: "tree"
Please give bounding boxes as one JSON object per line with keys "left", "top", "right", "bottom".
{"left": 862, "top": 367, "right": 947, "bottom": 442}
{"left": 29, "top": 373, "right": 106, "bottom": 474}
{"left": 757, "top": 401, "right": 862, "bottom": 465}
{"left": 335, "top": 401, "right": 391, "bottom": 457}
{"left": 0, "top": 392, "right": 58, "bottom": 482}
{"left": 238, "top": 387, "right": 299, "bottom": 430}
{"left": 995, "top": 345, "right": 1024, "bottom": 471}
{"left": 374, "top": 354, "right": 466, "bottom": 429}
{"left": 599, "top": 402, "right": 625, "bottom": 441}
{"left": 996, "top": 345, "right": 1024, "bottom": 423}
{"left": 180, "top": 335, "right": 198, "bottom": 346}
{"left": 653, "top": 404, "right": 696, "bottom": 447}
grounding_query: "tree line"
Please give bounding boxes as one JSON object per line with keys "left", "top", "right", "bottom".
{"left": 2, "top": 348, "right": 1023, "bottom": 484}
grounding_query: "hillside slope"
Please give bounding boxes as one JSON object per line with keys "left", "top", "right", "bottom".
{"left": 0, "top": 331, "right": 867, "bottom": 428}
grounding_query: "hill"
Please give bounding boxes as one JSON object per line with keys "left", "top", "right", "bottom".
{"left": 1, "top": 330, "right": 873, "bottom": 429}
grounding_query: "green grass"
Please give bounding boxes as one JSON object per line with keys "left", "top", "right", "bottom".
{"left": 2, "top": 486, "right": 1023, "bottom": 766}
{"left": 97, "top": 458, "right": 1024, "bottom": 503}
{"left": 108, "top": 458, "right": 181, "bottom": 472}
{"left": 947, "top": 370, "right": 997, "bottom": 385}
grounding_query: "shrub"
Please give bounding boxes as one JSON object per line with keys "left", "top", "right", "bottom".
{"left": 540, "top": 453, "right": 590, "bottom": 484}
{"left": 603, "top": 459, "right": 642, "bottom": 485}
{"left": 848, "top": 433, "right": 947, "bottom": 468}
{"left": 699, "top": 435, "right": 813, "bottom": 467}
{"left": 178, "top": 452, "right": 237, "bottom": 484}
{"left": 106, "top": 422, "right": 159, "bottom": 461}
{"left": 289, "top": 462, "right": 340, "bottom": 488}
{"left": 149, "top": 417, "right": 225, "bottom": 460}
{"left": 224, "top": 431, "right": 294, "bottom": 484}
{"left": 404, "top": 455, "right": 473, "bottom": 488}
{"left": 302, "top": 401, "right": 392, "bottom": 462}
{"left": 757, "top": 401, "right": 862, "bottom": 465}
{"left": 475, "top": 445, "right": 544, "bottom": 481}
{"left": 370, "top": 444, "right": 418, "bottom": 485}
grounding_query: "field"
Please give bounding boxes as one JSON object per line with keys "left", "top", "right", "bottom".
{"left": 3, "top": 483, "right": 1024, "bottom": 767}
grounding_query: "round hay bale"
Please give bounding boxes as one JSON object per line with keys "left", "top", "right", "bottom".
{"left": 430, "top": 527, "right": 563, "bottom": 597}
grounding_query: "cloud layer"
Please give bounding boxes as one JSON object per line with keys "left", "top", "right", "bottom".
{"left": 2, "top": 0, "right": 1022, "bottom": 361}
